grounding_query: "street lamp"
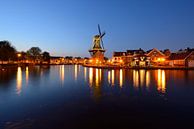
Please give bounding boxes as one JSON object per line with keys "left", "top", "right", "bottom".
{"left": 17, "top": 53, "right": 21, "bottom": 58}
{"left": 17, "top": 53, "right": 22, "bottom": 64}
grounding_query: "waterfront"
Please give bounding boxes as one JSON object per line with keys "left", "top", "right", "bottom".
{"left": 1, "top": 65, "right": 194, "bottom": 129}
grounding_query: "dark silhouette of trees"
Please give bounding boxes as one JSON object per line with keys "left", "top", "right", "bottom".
{"left": 65, "top": 56, "right": 73, "bottom": 60}
{"left": 42, "top": 51, "right": 50, "bottom": 63}
{"left": 74, "top": 57, "right": 81, "bottom": 59}
{"left": 0, "top": 41, "right": 16, "bottom": 62}
{"left": 27, "top": 47, "right": 42, "bottom": 62}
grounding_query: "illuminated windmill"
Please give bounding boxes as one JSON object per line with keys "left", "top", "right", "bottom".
{"left": 89, "top": 24, "right": 106, "bottom": 62}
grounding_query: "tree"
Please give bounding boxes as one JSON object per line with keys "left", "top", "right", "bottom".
{"left": 0, "top": 40, "right": 16, "bottom": 62}
{"left": 27, "top": 47, "right": 42, "bottom": 61}
{"left": 42, "top": 51, "right": 50, "bottom": 62}
{"left": 65, "top": 56, "right": 73, "bottom": 60}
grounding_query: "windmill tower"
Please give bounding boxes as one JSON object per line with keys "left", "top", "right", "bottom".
{"left": 89, "top": 25, "right": 106, "bottom": 62}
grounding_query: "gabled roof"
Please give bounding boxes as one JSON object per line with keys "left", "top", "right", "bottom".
{"left": 127, "top": 48, "right": 145, "bottom": 55}
{"left": 146, "top": 48, "right": 165, "bottom": 56}
{"left": 168, "top": 51, "right": 193, "bottom": 60}
{"left": 133, "top": 54, "right": 148, "bottom": 57}
{"left": 113, "top": 51, "right": 127, "bottom": 57}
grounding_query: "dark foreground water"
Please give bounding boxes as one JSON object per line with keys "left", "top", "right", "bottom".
{"left": 0, "top": 65, "right": 194, "bottom": 129}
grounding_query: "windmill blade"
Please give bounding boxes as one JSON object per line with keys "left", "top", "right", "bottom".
{"left": 101, "top": 31, "right": 106, "bottom": 38}
{"left": 98, "top": 24, "right": 102, "bottom": 36}
{"left": 101, "top": 38, "right": 104, "bottom": 49}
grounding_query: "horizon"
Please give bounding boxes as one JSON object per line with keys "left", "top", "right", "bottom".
{"left": 0, "top": 0, "right": 194, "bottom": 57}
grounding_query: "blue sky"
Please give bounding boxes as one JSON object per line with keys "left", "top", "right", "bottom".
{"left": 0, "top": 0, "right": 194, "bottom": 57}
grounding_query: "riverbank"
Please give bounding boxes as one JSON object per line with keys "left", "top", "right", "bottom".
{"left": 0, "top": 63, "right": 49, "bottom": 70}
{"left": 83, "top": 64, "right": 194, "bottom": 70}
{"left": 1, "top": 63, "right": 194, "bottom": 70}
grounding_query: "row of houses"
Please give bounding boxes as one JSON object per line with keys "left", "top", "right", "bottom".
{"left": 15, "top": 55, "right": 85, "bottom": 65}
{"left": 110, "top": 48, "right": 194, "bottom": 67}
{"left": 49, "top": 57, "right": 85, "bottom": 65}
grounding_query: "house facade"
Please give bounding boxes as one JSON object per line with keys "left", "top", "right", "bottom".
{"left": 111, "top": 48, "right": 151, "bottom": 67}
{"left": 146, "top": 48, "right": 169, "bottom": 66}
{"left": 50, "top": 57, "right": 65, "bottom": 65}
{"left": 111, "top": 52, "right": 126, "bottom": 66}
{"left": 168, "top": 51, "right": 194, "bottom": 67}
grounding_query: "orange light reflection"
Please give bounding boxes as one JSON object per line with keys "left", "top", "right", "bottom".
{"left": 25, "top": 67, "right": 29, "bottom": 85}
{"left": 157, "top": 69, "right": 166, "bottom": 93}
{"left": 119, "top": 69, "right": 123, "bottom": 87}
{"left": 16, "top": 67, "right": 22, "bottom": 95}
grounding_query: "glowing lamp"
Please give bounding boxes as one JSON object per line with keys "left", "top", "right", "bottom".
{"left": 17, "top": 53, "right": 21, "bottom": 57}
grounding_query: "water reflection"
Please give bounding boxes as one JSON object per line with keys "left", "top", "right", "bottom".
{"left": 146, "top": 71, "right": 150, "bottom": 88}
{"left": 96, "top": 69, "right": 99, "bottom": 86}
{"left": 26, "top": 67, "right": 29, "bottom": 85}
{"left": 133, "top": 70, "right": 139, "bottom": 89}
{"left": 108, "top": 70, "right": 111, "bottom": 84}
{"left": 119, "top": 69, "right": 123, "bottom": 87}
{"left": 2, "top": 66, "right": 194, "bottom": 129}
{"left": 99, "top": 69, "right": 102, "bottom": 83}
{"left": 89, "top": 68, "right": 93, "bottom": 87}
{"left": 88, "top": 68, "right": 102, "bottom": 87}
{"left": 132, "top": 70, "right": 150, "bottom": 90}
{"left": 59, "top": 65, "right": 65, "bottom": 85}
{"left": 74, "top": 65, "right": 78, "bottom": 81}
{"left": 140, "top": 70, "right": 145, "bottom": 86}
{"left": 2, "top": 66, "right": 193, "bottom": 98}
{"left": 157, "top": 69, "right": 166, "bottom": 93}
{"left": 111, "top": 70, "right": 115, "bottom": 86}
{"left": 84, "top": 67, "right": 87, "bottom": 82}
{"left": 16, "top": 67, "right": 22, "bottom": 95}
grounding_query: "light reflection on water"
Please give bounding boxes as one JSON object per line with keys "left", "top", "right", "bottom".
{"left": 1, "top": 65, "right": 194, "bottom": 129}
{"left": 89, "top": 67, "right": 93, "bottom": 87}
{"left": 119, "top": 69, "right": 123, "bottom": 87}
{"left": 85, "top": 67, "right": 166, "bottom": 93}
{"left": 84, "top": 67, "right": 87, "bottom": 82}
{"left": 25, "top": 66, "right": 29, "bottom": 85}
{"left": 59, "top": 65, "right": 65, "bottom": 85}
{"left": 146, "top": 71, "right": 150, "bottom": 88}
{"left": 12, "top": 65, "right": 169, "bottom": 95}
{"left": 157, "top": 69, "right": 166, "bottom": 93}
{"left": 108, "top": 70, "right": 111, "bottom": 84}
{"left": 74, "top": 65, "right": 78, "bottom": 81}
{"left": 2, "top": 65, "right": 194, "bottom": 97}
{"left": 111, "top": 69, "right": 115, "bottom": 86}
{"left": 133, "top": 70, "right": 139, "bottom": 89}
{"left": 16, "top": 67, "right": 22, "bottom": 95}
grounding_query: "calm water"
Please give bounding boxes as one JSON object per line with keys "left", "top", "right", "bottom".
{"left": 0, "top": 65, "right": 194, "bottom": 129}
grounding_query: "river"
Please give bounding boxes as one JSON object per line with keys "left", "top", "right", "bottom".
{"left": 0, "top": 65, "right": 194, "bottom": 129}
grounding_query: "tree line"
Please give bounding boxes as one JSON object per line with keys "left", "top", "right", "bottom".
{"left": 0, "top": 40, "right": 50, "bottom": 63}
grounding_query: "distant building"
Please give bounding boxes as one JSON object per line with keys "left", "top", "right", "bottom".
{"left": 73, "top": 57, "right": 84, "bottom": 64}
{"left": 111, "top": 48, "right": 151, "bottom": 67}
{"left": 163, "top": 49, "right": 171, "bottom": 56}
{"left": 168, "top": 51, "right": 194, "bottom": 67}
{"left": 126, "top": 48, "right": 149, "bottom": 67}
{"left": 132, "top": 54, "right": 150, "bottom": 67}
{"left": 146, "top": 48, "right": 169, "bottom": 66}
{"left": 50, "top": 56, "right": 65, "bottom": 64}
{"left": 111, "top": 52, "right": 126, "bottom": 66}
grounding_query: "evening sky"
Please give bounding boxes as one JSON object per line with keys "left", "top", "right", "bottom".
{"left": 0, "top": 0, "right": 194, "bottom": 57}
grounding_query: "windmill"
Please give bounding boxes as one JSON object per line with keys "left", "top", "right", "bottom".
{"left": 89, "top": 24, "right": 106, "bottom": 61}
